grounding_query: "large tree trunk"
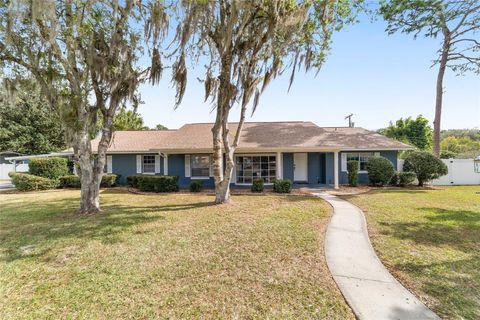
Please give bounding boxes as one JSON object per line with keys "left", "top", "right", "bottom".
{"left": 75, "top": 127, "right": 102, "bottom": 214}
{"left": 212, "top": 94, "right": 230, "bottom": 204}
{"left": 74, "top": 107, "right": 115, "bottom": 214}
{"left": 433, "top": 33, "right": 450, "bottom": 158}
{"left": 212, "top": 55, "right": 235, "bottom": 204}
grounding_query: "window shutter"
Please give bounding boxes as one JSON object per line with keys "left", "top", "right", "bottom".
{"left": 155, "top": 155, "right": 160, "bottom": 174}
{"left": 136, "top": 155, "right": 142, "bottom": 174}
{"left": 209, "top": 155, "right": 213, "bottom": 177}
{"left": 341, "top": 153, "right": 347, "bottom": 172}
{"left": 107, "top": 155, "right": 113, "bottom": 173}
{"left": 185, "top": 155, "right": 191, "bottom": 177}
{"left": 374, "top": 152, "right": 381, "bottom": 157}
{"left": 164, "top": 155, "right": 168, "bottom": 175}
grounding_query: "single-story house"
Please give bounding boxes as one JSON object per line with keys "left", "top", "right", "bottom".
{"left": 93, "top": 121, "right": 411, "bottom": 188}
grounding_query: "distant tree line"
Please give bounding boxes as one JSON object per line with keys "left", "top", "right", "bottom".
{"left": 379, "top": 115, "right": 480, "bottom": 159}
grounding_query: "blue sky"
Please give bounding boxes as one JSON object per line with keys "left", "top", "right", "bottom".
{"left": 137, "top": 13, "right": 480, "bottom": 131}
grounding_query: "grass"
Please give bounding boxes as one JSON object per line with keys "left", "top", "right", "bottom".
{"left": 344, "top": 186, "right": 480, "bottom": 319}
{"left": 0, "top": 189, "right": 352, "bottom": 319}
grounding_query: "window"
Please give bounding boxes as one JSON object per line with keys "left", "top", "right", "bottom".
{"left": 191, "top": 155, "right": 210, "bottom": 178}
{"left": 142, "top": 155, "right": 155, "bottom": 173}
{"left": 346, "top": 152, "right": 374, "bottom": 172}
{"left": 236, "top": 155, "right": 276, "bottom": 184}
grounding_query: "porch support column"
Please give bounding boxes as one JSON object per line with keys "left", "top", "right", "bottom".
{"left": 334, "top": 151, "right": 339, "bottom": 189}
{"left": 163, "top": 154, "right": 169, "bottom": 175}
{"left": 276, "top": 152, "right": 283, "bottom": 179}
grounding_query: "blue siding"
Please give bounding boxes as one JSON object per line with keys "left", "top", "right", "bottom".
{"left": 111, "top": 154, "right": 137, "bottom": 184}
{"left": 338, "top": 151, "right": 398, "bottom": 185}
{"left": 111, "top": 150, "right": 398, "bottom": 188}
{"left": 283, "top": 153, "right": 294, "bottom": 181}
{"left": 325, "top": 153, "right": 334, "bottom": 186}
{"left": 307, "top": 153, "right": 328, "bottom": 185}
{"left": 168, "top": 154, "right": 215, "bottom": 188}
{"left": 380, "top": 151, "right": 398, "bottom": 170}
{"left": 111, "top": 154, "right": 164, "bottom": 185}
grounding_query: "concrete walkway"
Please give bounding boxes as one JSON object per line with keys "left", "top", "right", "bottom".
{"left": 313, "top": 192, "right": 439, "bottom": 320}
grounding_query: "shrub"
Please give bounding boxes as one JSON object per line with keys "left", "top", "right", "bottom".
{"left": 403, "top": 151, "right": 448, "bottom": 186}
{"left": 137, "top": 175, "right": 179, "bottom": 192}
{"left": 398, "top": 172, "right": 416, "bottom": 186}
{"left": 126, "top": 175, "right": 141, "bottom": 188}
{"left": 101, "top": 174, "right": 118, "bottom": 187}
{"left": 29, "top": 157, "right": 68, "bottom": 180}
{"left": 347, "top": 160, "right": 359, "bottom": 187}
{"left": 59, "top": 175, "right": 81, "bottom": 188}
{"left": 251, "top": 178, "right": 264, "bottom": 192}
{"left": 190, "top": 180, "right": 203, "bottom": 192}
{"left": 440, "top": 150, "right": 456, "bottom": 159}
{"left": 389, "top": 172, "right": 399, "bottom": 186}
{"left": 9, "top": 172, "right": 58, "bottom": 191}
{"left": 366, "top": 156, "right": 395, "bottom": 186}
{"left": 273, "top": 179, "right": 292, "bottom": 193}
{"left": 59, "top": 174, "right": 118, "bottom": 188}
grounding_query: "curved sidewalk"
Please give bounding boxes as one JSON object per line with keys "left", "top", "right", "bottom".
{"left": 313, "top": 192, "right": 439, "bottom": 320}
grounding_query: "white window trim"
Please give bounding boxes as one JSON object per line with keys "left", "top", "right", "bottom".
{"left": 234, "top": 153, "right": 277, "bottom": 185}
{"left": 342, "top": 152, "right": 379, "bottom": 173}
{"left": 106, "top": 155, "right": 112, "bottom": 173}
{"left": 141, "top": 154, "right": 156, "bottom": 174}
{"left": 190, "top": 154, "right": 211, "bottom": 179}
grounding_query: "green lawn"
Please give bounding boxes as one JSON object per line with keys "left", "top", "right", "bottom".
{"left": 344, "top": 186, "right": 480, "bottom": 319}
{"left": 0, "top": 189, "right": 352, "bottom": 319}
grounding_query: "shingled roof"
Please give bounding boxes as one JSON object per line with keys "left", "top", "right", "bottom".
{"left": 92, "top": 121, "right": 412, "bottom": 152}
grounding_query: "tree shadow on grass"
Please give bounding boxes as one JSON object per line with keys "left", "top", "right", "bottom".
{"left": 377, "top": 207, "right": 480, "bottom": 253}
{"left": 421, "top": 207, "right": 480, "bottom": 225}
{"left": 0, "top": 195, "right": 215, "bottom": 263}
{"left": 395, "top": 256, "right": 480, "bottom": 319}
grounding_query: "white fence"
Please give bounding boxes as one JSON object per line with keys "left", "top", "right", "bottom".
{"left": 398, "top": 158, "right": 480, "bottom": 185}
{"left": 0, "top": 163, "right": 29, "bottom": 180}
{"left": 432, "top": 159, "right": 480, "bottom": 185}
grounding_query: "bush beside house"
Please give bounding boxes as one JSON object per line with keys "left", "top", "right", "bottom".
{"left": 251, "top": 178, "right": 264, "bottom": 192}
{"left": 398, "top": 172, "right": 416, "bottom": 186}
{"left": 8, "top": 172, "right": 58, "bottom": 191}
{"left": 403, "top": 151, "right": 448, "bottom": 186}
{"left": 9, "top": 157, "right": 69, "bottom": 191}
{"left": 136, "top": 175, "right": 179, "bottom": 192}
{"left": 273, "top": 179, "right": 292, "bottom": 193}
{"left": 190, "top": 180, "right": 203, "bottom": 192}
{"left": 59, "top": 174, "right": 118, "bottom": 188}
{"left": 29, "top": 157, "right": 69, "bottom": 180}
{"left": 366, "top": 156, "right": 395, "bottom": 186}
{"left": 59, "top": 175, "right": 82, "bottom": 188}
{"left": 347, "top": 160, "right": 359, "bottom": 187}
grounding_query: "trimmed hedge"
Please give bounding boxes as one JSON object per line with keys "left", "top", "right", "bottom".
{"left": 126, "top": 175, "right": 141, "bottom": 188}
{"left": 9, "top": 172, "right": 58, "bottom": 191}
{"left": 251, "top": 178, "right": 264, "bottom": 192}
{"left": 190, "top": 180, "right": 203, "bottom": 192}
{"left": 366, "top": 156, "right": 395, "bottom": 186}
{"left": 29, "top": 157, "right": 68, "bottom": 180}
{"left": 59, "top": 174, "right": 118, "bottom": 188}
{"left": 389, "top": 172, "right": 399, "bottom": 186}
{"left": 347, "top": 160, "right": 359, "bottom": 187}
{"left": 137, "top": 175, "right": 179, "bottom": 192}
{"left": 273, "top": 179, "right": 292, "bottom": 193}
{"left": 398, "top": 172, "right": 416, "bottom": 186}
{"left": 59, "top": 175, "right": 81, "bottom": 188}
{"left": 403, "top": 151, "right": 448, "bottom": 186}
{"left": 101, "top": 174, "right": 118, "bottom": 188}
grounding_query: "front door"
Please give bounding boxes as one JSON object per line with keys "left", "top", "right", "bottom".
{"left": 294, "top": 153, "right": 308, "bottom": 182}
